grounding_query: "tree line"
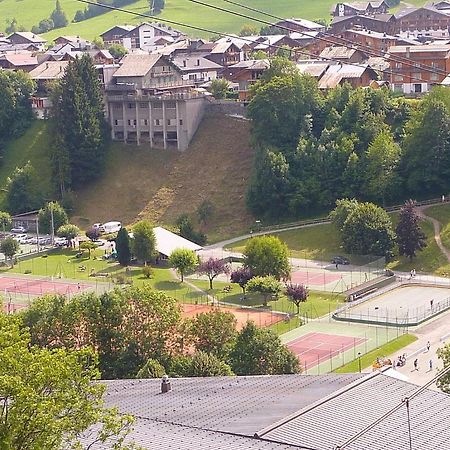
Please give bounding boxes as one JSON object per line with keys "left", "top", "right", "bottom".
{"left": 247, "top": 58, "right": 450, "bottom": 218}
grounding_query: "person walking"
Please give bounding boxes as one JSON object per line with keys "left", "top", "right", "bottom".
{"left": 429, "top": 359, "right": 433, "bottom": 372}
{"left": 414, "top": 358, "right": 418, "bottom": 371}
{"left": 426, "top": 341, "right": 431, "bottom": 352}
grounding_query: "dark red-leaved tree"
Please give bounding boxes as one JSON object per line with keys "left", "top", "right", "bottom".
{"left": 230, "top": 266, "right": 253, "bottom": 296}
{"left": 85, "top": 227, "right": 100, "bottom": 241}
{"left": 197, "top": 257, "right": 230, "bottom": 290}
{"left": 285, "top": 283, "right": 309, "bottom": 315}
{"left": 396, "top": 199, "right": 427, "bottom": 260}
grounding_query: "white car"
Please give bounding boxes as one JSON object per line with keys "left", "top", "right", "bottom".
{"left": 54, "top": 237, "right": 68, "bottom": 247}
{"left": 11, "top": 226, "right": 27, "bottom": 233}
{"left": 12, "top": 234, "right": 27, "bottom": 241}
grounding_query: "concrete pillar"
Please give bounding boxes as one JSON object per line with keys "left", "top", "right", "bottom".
{"left": 135, "top": 100, "right": 140, "bottom": 146}
{"left": 175, "top": 101, "right": 181, "bottom": 151}
{"left": 149, "top": 100, "right": 153, "bottom": 148}
{"left": 162, "top": 100, "right": 167, "bottom": 150}
{"left": 122, "top": 100, "right": 128, "bottom": 142}
{"left": 109, "top": 102, "right": 115, "bottom": 140}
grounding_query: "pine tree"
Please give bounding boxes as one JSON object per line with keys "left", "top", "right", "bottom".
{"left": 396, "top": 200, "right": 427, "bottom": 260}
{"left": 51, "top": 54, "right": 110, "bottom": 191}
{"left": 116, "top": 227, "right": 131, "bottom": 266}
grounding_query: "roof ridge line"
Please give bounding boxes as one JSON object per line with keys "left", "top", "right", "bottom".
{"left": 255, "top": 372, "right": 379, "bottom": 438}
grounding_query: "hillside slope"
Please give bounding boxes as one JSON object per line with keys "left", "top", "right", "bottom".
{"left": 72, "top": 112, "right": 255, "bottom": 241}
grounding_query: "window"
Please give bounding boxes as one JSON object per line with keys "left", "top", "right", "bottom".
{"left": 179, "top": 119, "right": 183, "bottom": 125}
{"left": 139, "top": 102, "right": 148, "bottom": 108}
{"left": 128, "top": 103, "right": 133, "bottom": 109}
{"left": 166, "top": 131, "right": 177, "bottom": 140}
{"left": 414, "top": 83, "right": 422, "bottom": 93}
{"left": 114, "top": 120, "right": 119, "bottom": 125}
{"left": 153, "top": 101, "right": 162, "bottom": 109}
{"left": 166, "top": 101, "right": 176, "bottom": 109}
{"left": 154, "top": 119, "right": 161, "bottom": 126}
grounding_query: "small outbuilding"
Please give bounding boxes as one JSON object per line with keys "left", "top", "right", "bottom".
{"left": 153, "top": 226, "right": 202, "bottom": 260}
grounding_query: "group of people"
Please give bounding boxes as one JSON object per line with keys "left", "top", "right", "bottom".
{"left": 394, "top": 354, "right": 407, "bottom": 367}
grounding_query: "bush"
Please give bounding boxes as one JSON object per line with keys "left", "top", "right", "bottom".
{"left": 114, "top": 273, "right": 132, "bottom": 285}
{"left": 136, "top": 358, "right": 166, "bottom": 379}
{"left": 142, "top": 265, "right": 153, "bottom": 279}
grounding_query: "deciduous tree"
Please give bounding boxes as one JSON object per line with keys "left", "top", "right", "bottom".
{"left": 0, "top": 211, "right": 11, "bottom": 234}
{"left": 230, "top": 322, "right": 300, "bottom": 375}
{"left": 80, "top": 240, "right": 97, "bottom": 258}
{"left": 0, "top": 237, "right": 19, "bottom": 266}
{"left": 246, "top": 275, "right": 283, "bottom": 307}
{"left": 396, "top": 200, "right": 427, "bottom": 260}
{"left": 230, "top": 266, "right": 253, "bottom": 296}
{"left": 286, "top": 283, "right": 309, "bottom": 315}
{"left": 132, "top": 220, "right": 156, "bottom": 264}
{"left": 57, "top": 223, "right": 80, "bottom": 240}
{"left": 38, "top": 201, "right": 68, "bottom": 234}
{"left": 243, "top": 235, "right": 290, "bottom": 280}
{"left": 169, "top": 248, "right": 198, "bottom": 282}
{"left": 197, "top": 257, "right": 230, "bottom": 289}
{"left": 5, "top": 162, "right": 40, "bottom": 214}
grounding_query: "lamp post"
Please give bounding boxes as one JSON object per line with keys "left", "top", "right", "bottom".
{"left": 358, "top": 352, "right": 362, "bottom": 373}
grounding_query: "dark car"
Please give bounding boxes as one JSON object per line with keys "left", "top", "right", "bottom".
{"left": 331, "top": 256, "right": 350, "bottom": 265}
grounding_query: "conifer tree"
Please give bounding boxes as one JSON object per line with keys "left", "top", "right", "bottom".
{"left": 51, "top": 54, "right": 110, "bottom": 191}
{"left": 51, "top": 0, "right": 68, "bottom": 28}
{"left": 396, "top": 200, "right": 427, "bottom": 260}
{"left": 116, "top": 227, "right": 131, "bottom": 266}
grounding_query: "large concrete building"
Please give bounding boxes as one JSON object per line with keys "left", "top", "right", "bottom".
{"left": 105, "top": 53, "right": 207, "bottom": 151}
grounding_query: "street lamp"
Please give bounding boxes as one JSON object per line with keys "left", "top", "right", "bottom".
{"left": 358, "top": 352, "right": 362, "bottom": 373}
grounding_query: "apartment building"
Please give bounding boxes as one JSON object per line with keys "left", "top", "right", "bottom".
{"left": 105, "top": 54, "right": 207, "bottom": 151}
{"left": 331, "top": 1, "right": 389, "bottom": 17}
{"left": 394, "top": 6, "right": 450, "bottom": 38}
{"left": 388, "top": 43, "right": 450, "bottom": 93}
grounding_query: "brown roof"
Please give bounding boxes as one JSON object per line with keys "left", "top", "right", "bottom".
{"left": 112, "top": 53, "right": 162, "bottom": 77}
{"left": 1, "top": 53, "right": 38, "bottom": 66}
{"left": 29, "top": 61, "right": 69, "bottom": 80}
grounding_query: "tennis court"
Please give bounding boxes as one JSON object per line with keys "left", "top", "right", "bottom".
{"left": 0, "top": 275, "right": 90, "bottom": 296}
{"left": 291, "top": 270, "right": 342, "bottom": 286}
{"left": 287, "top": 331, "right": 367, "bottom": 370}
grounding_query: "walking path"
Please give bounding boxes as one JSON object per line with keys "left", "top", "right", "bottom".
{"left": 418, "top": 206, "right": 450, "bottom": 263}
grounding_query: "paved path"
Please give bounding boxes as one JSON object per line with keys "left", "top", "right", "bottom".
{"left": 418, "top": 206, "right": 450, "bottom": 263}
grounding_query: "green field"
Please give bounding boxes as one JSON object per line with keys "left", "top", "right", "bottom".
{"left": 334, "top": 334, "right": 418, "bottom": 373}
{"left": 0, "top": 121, "right": 53, "bottom": 209}
{"left": 425, "top": 204, "right": 450, "bottom": 250}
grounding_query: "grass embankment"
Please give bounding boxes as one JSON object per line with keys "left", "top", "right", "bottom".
{"left": 0, "top": 121, "right": 53, "bottom": 208}
{"left": 425, "top": 204, "right": 450, "bottom": 250}
{"left": 226, "top": 223, "right": 341, "bottom": 261}
{"left": 334, "top": 334, "right": 418, "bottom": 373}
{"left": 73, "top": 112, "right": 255, "bottom": 241}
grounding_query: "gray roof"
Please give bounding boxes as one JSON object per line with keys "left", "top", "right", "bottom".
{"left": 172, "top": 54, "right": 222, "bottom": 71}
{"left": 112, "top": 53, "right": 161, "bottom": 77}
{"left": 260, "top": 373, "right": 450, "bottom": 450}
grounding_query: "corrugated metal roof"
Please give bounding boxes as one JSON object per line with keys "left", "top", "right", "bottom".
{"left": 260, "top": 373, "right": 450, "bottom": 450}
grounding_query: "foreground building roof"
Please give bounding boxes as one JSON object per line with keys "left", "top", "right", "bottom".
{"left": 81, "top": 371, "right": 450, "bottom": 449}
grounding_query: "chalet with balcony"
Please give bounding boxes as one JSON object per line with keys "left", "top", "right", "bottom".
{"left": 172, "top": 54, "right": 221, "bottom": 84}
{"left": 106, "top": 54, "right": 207, "bottom": 150}
{"left": 330, "top": 13, "right": 396, "bottom": 34}
{"left": 225, "top": 59, "right": 270, "bottom": 102}
{"left": 394, "top": 6, "right": 450, "bottom": 38}
{"left": 206, "top": 39, "right": 250, "bottom": 68}
{"left": 388, "top": 43, "right": 450, "bottom": 94}
{"left": 331, "top": 1, "right": 389, "bottom": 17}
{"left": 8, "top": 32, "right": 46, "bottom": 51}
{"left": 100, "top": 25, "right": 135, "bottom": 47}
{"left": 0, "top": 52, "right": 38, "bottom": 71}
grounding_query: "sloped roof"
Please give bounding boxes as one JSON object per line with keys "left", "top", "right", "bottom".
{"left": 318, "top": 63, "right": 374, "bottom": 88}
{"left": 112, "top": 53, "right": 162, "bottom": 77}
{"left": 153, "top": 226, "right": 202, "bottom": 257}
{"left": 229, "top": 59, "right": 270, "bottom": 70}
{"left": 0, "top": 52, "right": 38, "bottom": 66}
{"left": 297, "top": 61, "right": 331, "bottom": 78}
{"left": 29, "top": 60, "right": 69, "bottom": 79}
{"left": 8, "top": 31, "right": 46, "bottom": 43}
{"left": 320, "top": 45, "right": 359, "bottom": 59}
{"left": 259, "top": 373, "right": 450, "bottom": 450}
{"left": 276, "top": 18, "right": 325, "bottom": 30}
{"left": 388, "top": 43, "right": 450, "bottom": 53}
{"left": 173, "top": 54, "right": 222, "bottom": 71}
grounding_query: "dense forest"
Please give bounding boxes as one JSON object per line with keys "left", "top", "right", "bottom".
{"left": 246, "top": 58, "right": 450, "bottom": 218}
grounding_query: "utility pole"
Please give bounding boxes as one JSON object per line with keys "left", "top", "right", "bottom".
{"left": 36, "top": 217, "right": 40, "bottom": 254}
{"left": 50, "top": 203, "right": 55, "bottom": 246}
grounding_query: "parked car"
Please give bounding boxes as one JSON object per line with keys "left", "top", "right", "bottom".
{"left": 54, "top": 237, "right": 68, "bottom": 247}
{"left": 12, "top": 234, "right": 27, "bottom": 241}
{"left": 98, "top": 221, "right": 121, "bottom": 234}
{"left": 331, "top": 256, "right": 350, "bottom": 265}
{"left": 11, "top": 226, "right": 27, "bottom": 233}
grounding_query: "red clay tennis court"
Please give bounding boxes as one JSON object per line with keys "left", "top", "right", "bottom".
{"left": 0, "top": 276, "right": 89, "bottom": 296}
{"left": 181, "top": 303, "right": 285, "bottom": 329}
{"left": 287, "top": 332, "right": 367, "bottom": 370}
{"left": 291, "top": 270, "right": 342, "bottom": 286}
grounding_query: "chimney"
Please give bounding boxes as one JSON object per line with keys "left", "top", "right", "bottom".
{"left": 161, "top": 375, "right": 171, "bottom": 393}
{"left": 183, "top": 59, "right": 186, "bottom": 67}
{"left": 196, "top": 59, "right": 200, "bottom": 66}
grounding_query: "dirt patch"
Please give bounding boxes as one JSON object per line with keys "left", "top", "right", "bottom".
{"left": 181, "top": 303, "right": 285, "bottom": 329}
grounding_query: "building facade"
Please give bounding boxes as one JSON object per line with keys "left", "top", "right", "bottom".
{"left": 105, "top": 54, "right": 207, "bottom": 151}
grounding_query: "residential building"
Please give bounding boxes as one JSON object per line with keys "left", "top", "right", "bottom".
{"left": 8, "top": 32, "right": 46, "bottom": 50}
{"left": 121, "top": 22, "right": 184, "bottom": 50}
{"left": 394, "top": 6, "right": 450, "bottom": 38}
{"left": 105, "top": 54, "right": 207, "bottom": 150}
{"left": 82, "top": 371, "right": 450, "bottom": 450}
{"left": 317, "top": 62, "right": 378, "bottom": 88}
{"left": 341, "top": 28, "right": 400, "bottom": 53}
{"left": 0, "top": 52, "right": 38, "bottom": 71}
{"left": 225, "top": 59, "right": 270, "bottom": 101}
{"left": 29, "top": 61, "right": 69, "bottom": 118}
{"left": 251, "top": 34, "right": 300, "bottom": 56}
{"left": 100, "top": 25, "right": 135, "bottom": 47}
{"left": 331, "top": 1, "right": 390, "bottom": 17}
{"left": 206, "top": 38, "right": 251, "bottom": 67}
{"left": 388, "top": 43, "right": 450, "bottom": 93}
{"left": 330, "top": 13, "right": 396, "bottom": 34}
{"left": 272, "top": 18, "right": 326, "bottom": 33}
{"left": 319, "top": 45, "right": 367, "bottom": 62}
{"left": 53, "top": 35, "right": 92, "bottom": 50}
{"left": 172, "top": 54, "right": 221, "bottom": 84}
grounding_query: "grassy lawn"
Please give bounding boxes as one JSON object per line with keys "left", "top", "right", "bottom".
{"left": 187, "top": 278, "right": 345, "bottom": 318}
{"left": 334, "top": 334, "right": 418, "bottom": 373}
{"left": 425, "top": 204, "right": 450, "bottom": 250}
{"left": 7, "top": 248, "right": 210, "bottom": 303}
{"left": 226, "top": 223, "right": 342, "bottom": 261}
{"left": 0, "top": 121, "right": 53, "bottom": 209}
